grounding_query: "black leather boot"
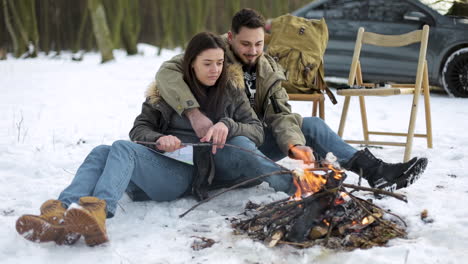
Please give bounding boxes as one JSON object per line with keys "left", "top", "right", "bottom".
{"left": 343, "top": 148, "right": 428, "bottom": 191}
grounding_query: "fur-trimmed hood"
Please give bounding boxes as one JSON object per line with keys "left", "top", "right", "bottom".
{"left": 146, "top": 63, "right": 245, "bottom": 105}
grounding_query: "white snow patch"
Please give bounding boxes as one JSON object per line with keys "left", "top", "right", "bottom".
{"left": 1, "top": 45, "right": 467, "bottom": 264}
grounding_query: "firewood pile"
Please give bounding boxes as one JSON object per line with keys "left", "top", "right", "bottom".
{"left": 231, "top": 165, "right": 407, "bottom": 250}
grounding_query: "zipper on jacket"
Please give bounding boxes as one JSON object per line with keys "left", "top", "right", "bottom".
{"left": 260, "top": 78, "right": 283, "bottom": 125}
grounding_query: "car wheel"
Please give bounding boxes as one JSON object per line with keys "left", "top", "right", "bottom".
{"left": 442, "top": 48, "right": 468, "bottom": 98}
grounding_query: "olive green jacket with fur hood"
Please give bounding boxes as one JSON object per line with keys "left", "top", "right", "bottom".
{"left": 130, "top": 65, "right": 264, "bottom": 148}
{"left": 155, "top": 35, "right": 306, "bottom": 154}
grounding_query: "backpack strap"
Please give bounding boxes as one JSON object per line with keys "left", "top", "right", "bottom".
{"left": 316, "top": 65, "right": 337, "bottom": 104}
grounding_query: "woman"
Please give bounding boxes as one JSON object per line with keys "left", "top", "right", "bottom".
{"left": 15, "top": 32, "right": 265, "bottom": 247}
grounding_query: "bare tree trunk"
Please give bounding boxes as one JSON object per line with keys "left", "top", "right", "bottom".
{"left": 121, "top": 0, "right": 140, "bottom": 55}
{"left": 103, "top": 0, "right": 124, "bottom": 49}
{"left": 190, "top": 0, "right": 208, "bottom": 34}
{"left": 4, "top": 0, "right": 28, "bottom": 57}
{"left": 38, "top": 0, "right": 50, "bottom": 54}
{"left": 87, "top": 0, "right": 114, "bottom": 63}
{"left": 2, "top": 0, "right": 20, "bottom": 57}
{"left": 73, "top": 4, "right": 89, "bottom": 53}
{"left": 25, "top": 0, "right": 39, "bottom": 57}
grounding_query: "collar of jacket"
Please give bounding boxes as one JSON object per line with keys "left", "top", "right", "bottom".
{"left": 146, "top": 63, "right": 245, "bottom": 106}
{"left": 145, "top": 81, "right": 174, "bottom": 121}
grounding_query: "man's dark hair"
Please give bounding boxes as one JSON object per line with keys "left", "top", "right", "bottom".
{"left": 182, "top": 32, "right": 227, "bottom": 117}
{"left": 231, "top": 8, "right": 265, "bottom": 34}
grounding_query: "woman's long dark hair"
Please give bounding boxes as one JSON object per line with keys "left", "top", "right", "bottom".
{"left": 183, "top": 32, "right": 228, "bottom": 118}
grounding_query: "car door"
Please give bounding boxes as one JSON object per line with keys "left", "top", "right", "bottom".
{"left": 298, "top": 0, "right": 369, "bottom": 77}
{"left": 357, "top": 0, "right": 431, "bottom": 82}
{"left": 316, "top": 0, "right": 369, "bottom": 77}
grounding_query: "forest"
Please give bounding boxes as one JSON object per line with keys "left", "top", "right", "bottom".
{"left": 0, "top": 0, "right": 312, "bottom": 62}
{"left": 1, "top": 0, "right": 466, "bottom": 62}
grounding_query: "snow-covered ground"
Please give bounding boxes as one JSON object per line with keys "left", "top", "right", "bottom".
{"left": 1, "top": 45, "right": 467, "bottom": 264}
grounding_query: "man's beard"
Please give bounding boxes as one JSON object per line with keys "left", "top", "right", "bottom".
{"left": 244, "top": 56, "right": 258, "bottom": 67}
{"left": 233, "top": 49, "right": 259, "bottom": 67}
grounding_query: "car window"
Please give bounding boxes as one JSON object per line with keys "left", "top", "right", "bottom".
{"left": 323, "top": 0, "right": 369, "bottom": 20}
{"left": 368, "top": 0, "right": 424, "bottom": 22}
{"left": 304, "top": 3, "right": 325, "bottom": 18}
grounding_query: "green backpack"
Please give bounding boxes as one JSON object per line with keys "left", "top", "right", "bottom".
{"left": 267, "top": 15, "right": 337, "bottom": 104}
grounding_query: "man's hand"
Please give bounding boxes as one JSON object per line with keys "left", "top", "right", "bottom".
{"left": 185, "top": 108, "right": 213, "bottom": 138}
{"left": 156, "top": 135, "right": 183, "bottom": 152}
{"left": 289, "top": 145, "right": 316, "bottom": 164}
{"left": 200, "top": 122, "right": 229, "bottom": 154}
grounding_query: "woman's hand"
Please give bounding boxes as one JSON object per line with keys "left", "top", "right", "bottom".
{"left": 156, "top": 135, "right": 183, "bottom": 152}
{"left": 200, "top": 122, "right": 229, "bottom": 154}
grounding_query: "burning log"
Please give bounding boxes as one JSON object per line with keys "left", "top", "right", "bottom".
{"left": 232, "top": 165, "right": 407, "bottom": 250}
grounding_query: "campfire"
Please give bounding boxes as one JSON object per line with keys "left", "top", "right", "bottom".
{"left": 231, "top": 159, "right": 407, "bottom": 250}
{"left": 176, "top": 147, "right": 409, "bottom": 251}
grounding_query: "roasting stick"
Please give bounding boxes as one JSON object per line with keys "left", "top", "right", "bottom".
{"left": 132, "top": 140, "right": 288, "bottom": 171}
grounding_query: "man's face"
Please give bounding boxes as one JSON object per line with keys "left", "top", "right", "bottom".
{"left": 228, "top": 27, "right": 264, "bottom": 66}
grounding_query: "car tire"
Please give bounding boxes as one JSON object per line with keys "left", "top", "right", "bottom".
{"left": 442, "top": 48, "right": 468, "bottom": 98}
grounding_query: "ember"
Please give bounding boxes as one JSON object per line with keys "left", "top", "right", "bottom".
{"left": 232, "top": 163, "right": 407, "bottom": 250}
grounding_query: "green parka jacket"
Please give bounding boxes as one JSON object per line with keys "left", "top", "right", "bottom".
{"left": 130, "top": 65, "right": 264, "bottom": 148}
{"left": 155, "top": 35, "right": 306, "bottom": 155}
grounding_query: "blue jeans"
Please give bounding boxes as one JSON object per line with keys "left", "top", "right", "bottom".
{"left": 259, "top": 117, "right": 357, "bottom": 164}
{"left": 58, "top": 137, "right": 293, "bottom": 217}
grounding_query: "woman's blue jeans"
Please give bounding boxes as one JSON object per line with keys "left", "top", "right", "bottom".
{"left": 58, "top": 137, "right": 293, "bottom": 217}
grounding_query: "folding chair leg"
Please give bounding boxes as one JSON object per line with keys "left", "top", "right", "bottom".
{"left": 312, "top": 101, "right": 318, "bottom": 117}
{"left": 338, "top": 96, "right": 351, "bottom": 137}
{"left": 319, "top": 99, "right": 325, "bottom": 120}
{"left": 359, "top": 96, "right": 369, "bottom": 142}
{"left": 404, "top": 92, "right": 422, "bottom": 162}
{"left": 423, "top": 63, "right": 433, "bottom": 148}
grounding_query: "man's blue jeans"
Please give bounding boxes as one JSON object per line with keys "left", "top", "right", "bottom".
{"left": 58, "top": 137, "right": 292, "bottom": 217}
{"left": 259, "top": 117, "right": 357, "bottom": 164}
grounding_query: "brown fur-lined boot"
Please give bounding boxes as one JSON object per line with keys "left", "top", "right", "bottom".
{"left": 16, "top": 200, "right": 81, "bottom": 245}
{"left": 65, "top": 196, "right": 108, "bottom": 246}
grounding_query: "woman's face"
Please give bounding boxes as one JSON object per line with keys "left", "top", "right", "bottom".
{"left": 192, "top": 48, "right": 224, "bottom": 86}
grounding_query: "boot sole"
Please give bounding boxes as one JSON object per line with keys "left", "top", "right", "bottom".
{"left": 16, "top": 215, "right": 81, "bottom": 245}
{"left": 404, "top": 157, "right": 428, "bottom": 187}
{"left": 382, "top": 158, "right": 428, "bottom": 192}
{"left": 65, "top": 208, "right": 108, "bottom": 246}
{"left": 16, "top": 215, "right": 65, "bottom": 244}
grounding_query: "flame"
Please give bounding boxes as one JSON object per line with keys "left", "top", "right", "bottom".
{"left": 323, "top": 219, "right": 330, "bottom": 226}
{"left": 290, "top": 166, "right": 345, "bottom": 201}
{"left": 291, "top": 169, "right": 327, "bottom": 200}
{"left": 327, "top": 164, "right": 344, "bottom": 180}
{"left": 361, "top": 217, "right": 370, "bottom": 225}
{"left": 286, "top": 147, "right": 345, "bottom": 201}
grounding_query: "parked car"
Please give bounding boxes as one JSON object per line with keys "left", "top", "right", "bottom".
{"left": 292, "top": 0, "right": 468, "bottom": 97}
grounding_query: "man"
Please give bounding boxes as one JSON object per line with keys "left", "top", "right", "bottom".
{"left": 155, "top": 8, "right": 427, "bottom": 191}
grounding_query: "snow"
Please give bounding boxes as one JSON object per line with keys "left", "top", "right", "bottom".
{"left": 1, "top": 44, "right": 467, "bottom": 264}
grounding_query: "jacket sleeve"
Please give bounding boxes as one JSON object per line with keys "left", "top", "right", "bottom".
{"left": 155, "top": 54, "right": 200, "bottom": 116}
{"left": 129, "top": 99, "right": 165, "bottom": 150}
{"left": 264, "top": 82, "right": 306, "bottom": 155}
{"left": 219, "top": 89, "right": 264, "bottom": 147}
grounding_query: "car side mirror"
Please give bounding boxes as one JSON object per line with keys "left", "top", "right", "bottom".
{"left": 403, "top": 11, "right": 432, "bottom": 25}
